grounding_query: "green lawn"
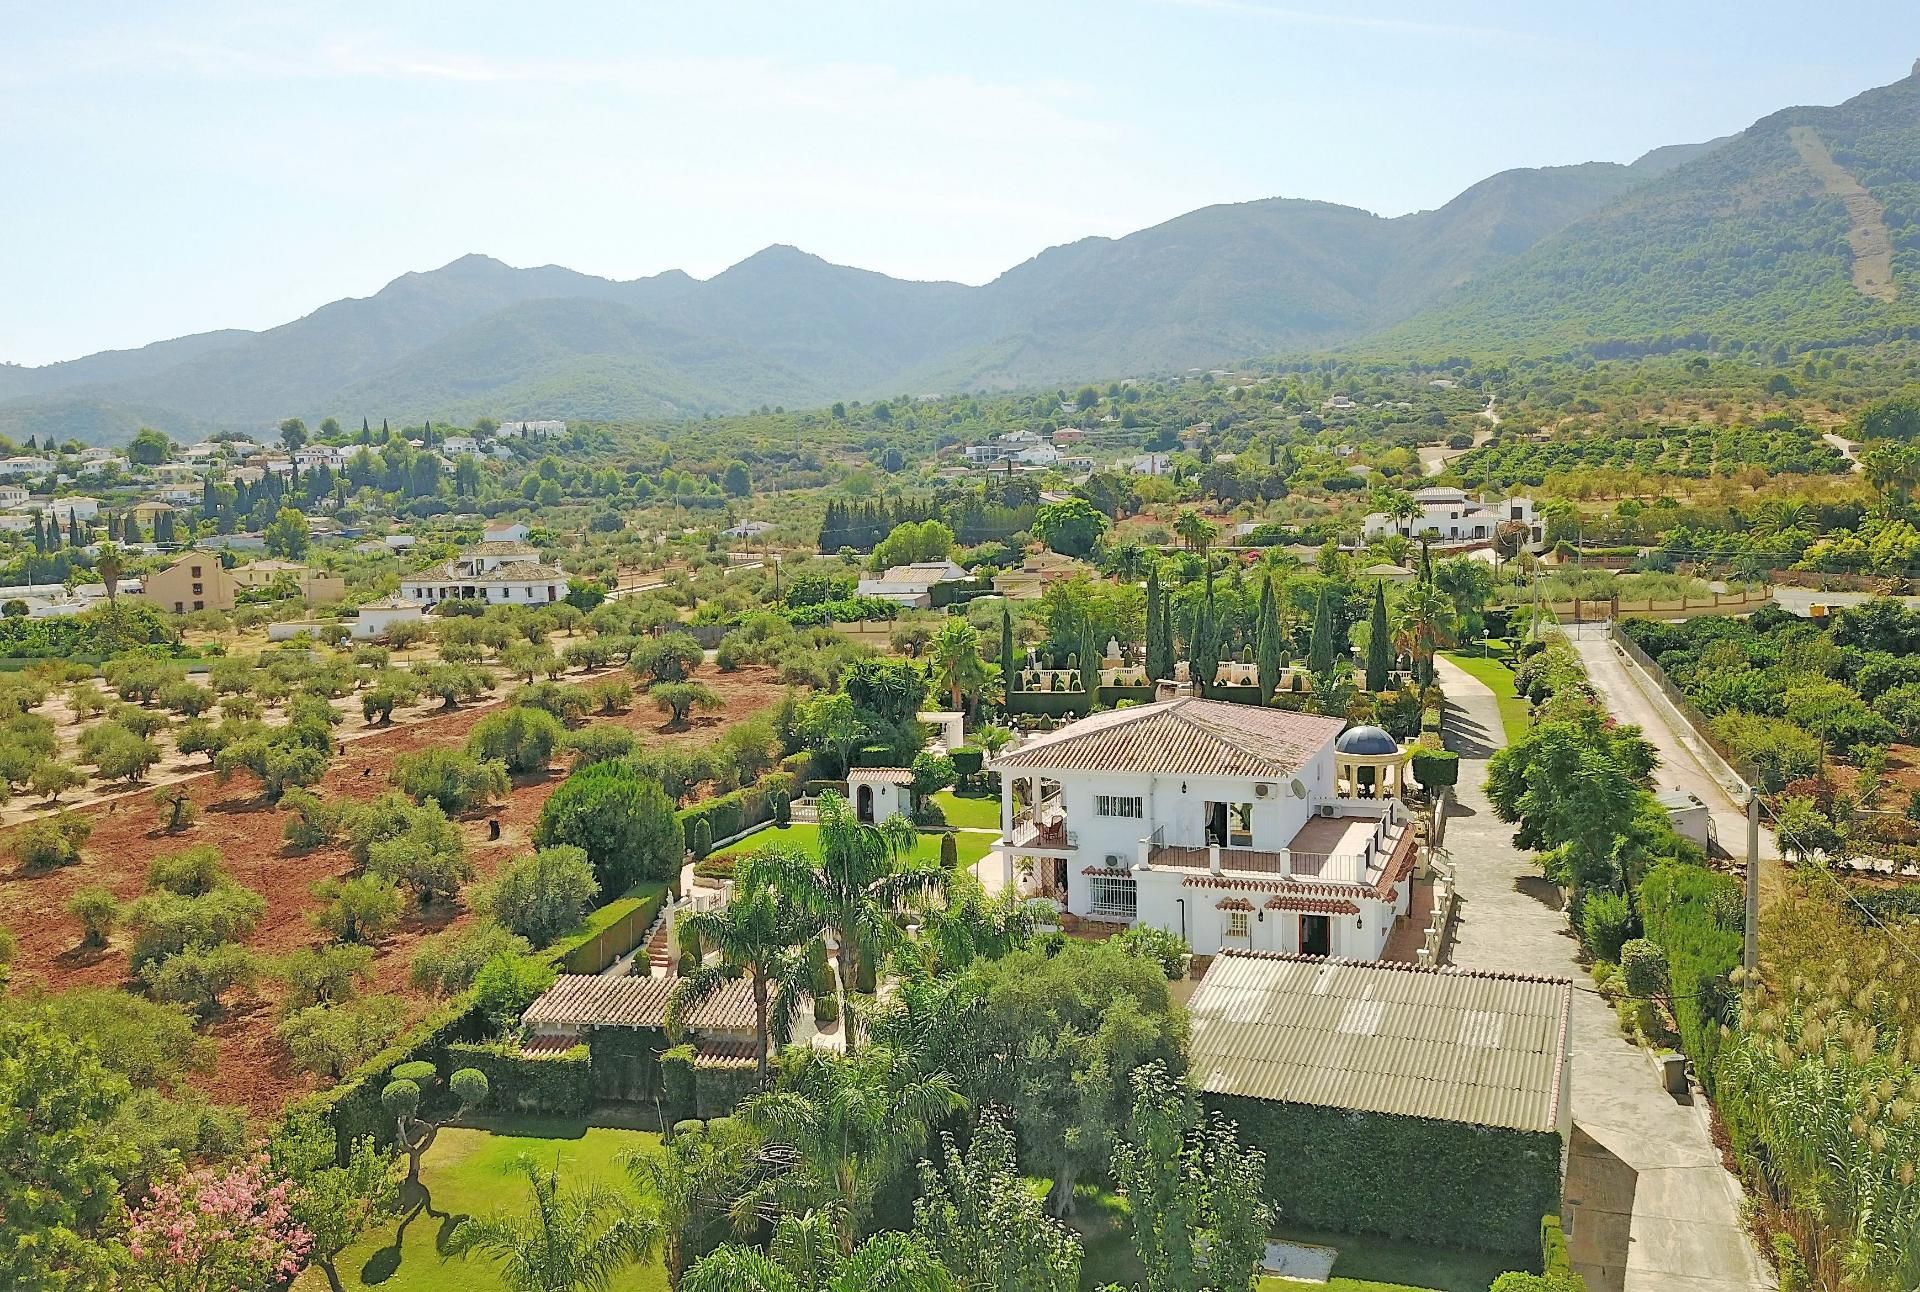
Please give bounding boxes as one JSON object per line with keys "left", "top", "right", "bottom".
{"left": 702, "top": 821, "right": 994, "bottom": 874}
{"left": 1064, "top": 1185, "right": 1512, "bottom": 1292}
{"left": 932, "top": 788, "right": 1003, "bottom": 830}
{"left": 1441, "top": 645, "right": 1530, "bottom": 745}
{"left": 296, "top": 1119, "right": 669, "bottom": 1292}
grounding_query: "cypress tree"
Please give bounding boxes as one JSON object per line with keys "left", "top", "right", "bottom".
{"left": 1308, "top": 585, "right": 1337, "bottom": 677}
{"left": 1145, "top": 565, "right": 1168, "bottom": 682}
{"left": 156, "top": 509, "right": 175, "bottom": 546}
{"left": 200, "top": 477, "right": 216, "bottom": 520}
{"left": 1079, "top": 619, "right": 1100, "bottom": 702}
{"left": 1191, "top": 587, "right": 1219, "bottom": 697}
{"left": 1256, "top": 573, "right": 1282, "bottom": 702}
{"left": 1001, "top": 605, "right": 1017, "bottom": 701}
{"left": 125, "top": 515, "right": 144, "bottom": 546}
{"left": 1366, "top": 581, "right": 1391, "bottom": 693}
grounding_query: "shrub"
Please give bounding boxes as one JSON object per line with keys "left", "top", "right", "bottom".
{"left": 82, "top": 723, "right": 161, "bottom": 783}
{"left": 510, "top": 680, "right": 592, "bottom": 723}
{"left": 467, "top": 706, "right": 567, "bottom": 775}
{"left": 390, "top": 748, "right": 509, "bottom": 814}
{"left": 562, "top": 724, "right": 638, "bottom": 767}
{"left": 1637, "top": 860, "right": 1743, "bottom": 1091}
{"left": 1410, "top": 748, "right": 1459, "bottom": 790}
{"left": 151, "top": 785, "right": 198, "bottom": 833}
{"left": 367, "top": 821, "right": 473, "bottom": 908}
{"left": 910, "top": 750, "right": 956, "bottom": 798}
{"left": 939, "top": 832, "right": 958, "bottom": 867}
{"left": 66, "top": 886, "right": 121, "bottom": 948}
{"left": 214, "top": 734, "right": 330, "bottom": 802}
{"left": 14, "top": 811, "right": 92, "bottom": 870}
{"left": 147, "top": 845, "right": 228, "bottom": 896}
{"left": 30, "top": 760, "right": 87, "bottom": 803}
{"left": 281, "top": 788, "right": 351, "bottom": 850}
{"left": 474, "top": 846, "right": 601, "bottom": 948}
{"left": 650, "top": 680, "right": 721, "bottom": 726}
{"left": 471, "top": 952, "right": 557, "bottom": 1035}
{"left": 310, "top": 875, "right": 403, "bottom": 944}
{"left": 1709, "top": 712, "right": 1823, "bottom": 792}
{"left": 1578, "top": 889, "right": 1634, "bottom": 962}
{"left": 535, "top": 761, "right": 684, "bottom": 891}
{"left": 581, "top": 676, "right": 633, "bottom": 714}
{"left": 409, "top": 923, "right": 532, "bottom": 996}
{"left": 1618, "top": 938, "right": 1670, "bottom": 1000}
{"left": 279, "top": 996, "right": 410, "bottom": 1078}
{"left": 277, "top": 943, "right": 374, "bottom": 1011}
{"left": 1115, "top": 925, "right": 1191, "bottom": 979}
{"left": 140, "top": 944, "right": 260, "bottom": 1018}
{"left": 125, "top": 885, "right": 266, "bottom": 971}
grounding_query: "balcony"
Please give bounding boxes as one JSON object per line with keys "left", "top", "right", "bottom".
{"left": 1005, "top": 791, "right": 1076, "bottom": 854}
{"left": 1143, "top": 807, "right": 1411, "bottom": 888}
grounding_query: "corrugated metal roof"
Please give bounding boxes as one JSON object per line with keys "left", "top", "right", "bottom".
{"left": 993, "top": 699, "right": 1342, "bottom": 778}
{"left": 521, "top": 975, "right": 757, "bottom": 1032}
{"left": 1188, "top": 951, "right": 1572, "bottom": 1134}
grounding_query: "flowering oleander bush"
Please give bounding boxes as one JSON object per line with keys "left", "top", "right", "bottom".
{"left": 126, "top": 1153, "right": 313, "bottom": 1292}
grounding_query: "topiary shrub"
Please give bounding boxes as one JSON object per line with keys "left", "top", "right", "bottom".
{"left": 938, "top": 833, "right": 958, "bottom": 868}
{"left": 689, "top": 818, "right": 713, "bottom": 860}
{"left": 1410, "top": 748, "right": 1459, "bottom": 790}
{"left": 1618, "top": 938, "right": 1670, "bottom": 1000}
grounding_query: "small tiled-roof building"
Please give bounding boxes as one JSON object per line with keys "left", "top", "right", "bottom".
{"left": 1189, "top": 950, "right": 1573, "bottom": 1256}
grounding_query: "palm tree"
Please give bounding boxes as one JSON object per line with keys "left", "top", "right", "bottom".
{"left": 746, "top": 792, "right": 946, "bottom": 1050}
{"left": 1172, "top": 509, "right": 1216, "bottom": 556}
{"left": 1387, "top": 490, "right": 1421, "bottom": 537}
{"left": 927, "top": 619, "right": 989, "bottom": 714}
{"left": 669, "top": 885, "right": 814, "bottom": 1080}
{"left": 738, "top": 1049, "right": 964, "bottom": 1250}
{"left": 683, "top": 1215, "right": 954, "bottom": 1292}
{"left": 1099, "top": 537, "right": 1150, "bottom": 581}
{"left": 96, "top": 541, "right": 123, "bottom": 609}
{"left": 448, "top": 1156, "right": 659, "bottom": 1292}
{"left": 625, "top": 1117, "right": 768, "bottom": 1287}
{"left": 1393, "top": 581, "right": 1457, "bottom": 690}
{"left": 914, "top": 874, "right": 1044, "bottom": 973}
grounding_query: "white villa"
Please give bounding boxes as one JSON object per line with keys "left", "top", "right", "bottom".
{"left": 399, "top": 539, "right": 570, "bottom": 607}
{"left": 991, "top": 699, "right": 1419, "bottom": 961}
{"left": 1362, "top": 486, "right": 1540, "bottom": 545}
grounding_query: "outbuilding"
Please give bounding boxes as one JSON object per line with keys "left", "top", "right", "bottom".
{"left": 1189, "top": 950, "right": 1573, "bottom": 1257}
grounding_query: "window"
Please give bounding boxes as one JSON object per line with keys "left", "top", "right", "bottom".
{"left": 173, "top": 601, "right": 184, "bottom": 612}
{"left": 1226, "top": 909, "right": 1250, "bottom": 938}
{"left": 1095, "top": 795, "right": 1143, "bottom": 819}
{"left": 190, "top": 566, "right": 202, "bottom": 577}
{"left": 1088, "top": 872, "right": 1137, "bottom": 919}
{"left": 192, "top": 600, "right": 204, "bottom": 611}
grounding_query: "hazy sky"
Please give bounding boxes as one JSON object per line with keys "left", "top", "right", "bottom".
{"left": 6, "top": 1, "right": 1919, "bottom": 365}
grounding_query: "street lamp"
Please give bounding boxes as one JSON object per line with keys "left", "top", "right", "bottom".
{"left": 1482, "top": 630, "right": 1491, "bottom": 659}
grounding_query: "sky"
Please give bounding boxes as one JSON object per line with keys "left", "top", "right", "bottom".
{"left": 5, "top": 1, "right": 1920, "bottom": 365}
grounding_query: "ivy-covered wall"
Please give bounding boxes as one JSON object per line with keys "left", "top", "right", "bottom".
{"left": 590, "top": 1026, "right": 666, "bottom": 1102}
{"left": 1206, "top": 1093, "right": 1563, "bottom": 1257}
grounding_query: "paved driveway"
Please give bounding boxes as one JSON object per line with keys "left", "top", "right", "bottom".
{"left": 1433, "top": 657, "right": 1772, "bottom": 1292}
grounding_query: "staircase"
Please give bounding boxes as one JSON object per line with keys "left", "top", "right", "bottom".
{"left": 643, "top": 906, "right": 675, "bottom": 976}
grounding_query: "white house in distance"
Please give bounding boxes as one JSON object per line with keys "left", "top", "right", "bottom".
{"left": 351, "top": 594, "right": 428, "bottom": 641}
{"left": 399, "top": 539, "right": 570, "bottom": 607}
{"left": 856, "top": 559, "right": 972, "bottom": 609}
{"left": 1361, "top": 486, "right": 1540, "bottom": 545}
{"left": 724, "top": 520, "right": 773, "bottom": 540}
{"left": 483, "top": 521, "right": 529, "bottom": 544}
{"left": 991, "top": 699, "right": 1418, "bottom": 961}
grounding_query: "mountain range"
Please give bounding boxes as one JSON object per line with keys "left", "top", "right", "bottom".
{"left": 5, "top": 65, "right": 1918, "bottom": 443}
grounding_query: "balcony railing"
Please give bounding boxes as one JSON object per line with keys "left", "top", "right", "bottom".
{"left": 1145, "top": 843, "right": 1370, "bottom": 885}
{"left": 1008, "top": 818, "right": 1078, "bottom": 852}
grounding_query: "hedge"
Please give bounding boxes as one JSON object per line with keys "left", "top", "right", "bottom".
{"left": 557, "top": 882, "right": 671, "bottom": 975}
{"left": 1541, "top": 1215, "right": 1583, "bottom": 1288}
{"left": 1637, "top": 860, "right": 1742, "bottom": 1094}
{"left": 677, "top": 765, "right": 806, "bottom": 854}
{"left": 1207, "top": 1093, "right": 1562, "bottom": 1256}
{"left": 1411, "top": 748, "right": 1460, "bottom": 789}
{"left": 284, "top": 995, "right": 487, "bottom": 1161}
{"left": 446, "top": 1041, "right": 591, "bottom": 1115}
{"left": 589, "top": 1026, "right": 666, "bottom": 1102}
{"left": 660, "top": 1043, "right": 757, "bottom": 1122}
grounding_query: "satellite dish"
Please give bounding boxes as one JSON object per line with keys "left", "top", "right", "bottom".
{"left": 1289, "top": 778, "right": 1307, "bottom": 799}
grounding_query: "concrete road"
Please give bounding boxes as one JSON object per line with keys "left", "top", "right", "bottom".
{"left": 1772, "top": 584, "right": 1920, "bottom": 616}
{"left": 1561, "top": 623, "right": 1776, "bottom": 866}
{"left": 1433, "top": 657, "right": 1773, "bottom": 1292}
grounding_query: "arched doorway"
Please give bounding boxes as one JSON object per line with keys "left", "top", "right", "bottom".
{"left": 856, "top": 783, "right": 875, "bottom": 824}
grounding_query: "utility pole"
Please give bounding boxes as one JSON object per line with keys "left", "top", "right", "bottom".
{"left": 1744, "top": 786, "right": 1761, "bottom": 975}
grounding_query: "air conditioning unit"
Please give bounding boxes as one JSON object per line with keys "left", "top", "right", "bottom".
{"left": 1104, "top": 854, "right": 1125, "bottom": 869}
{"left": 1253, "top": 783, "right": 1273, "bottom": 799}
{"left": 1289, "top": 778, "right": 1307, "bottom": 800}
{"left": 1317, "top": 804, "right": 1335, "bottom": 818}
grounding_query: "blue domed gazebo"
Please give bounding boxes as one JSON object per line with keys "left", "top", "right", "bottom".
{"left": 1334, "top": 723, "right": 1410, "bottom": 799}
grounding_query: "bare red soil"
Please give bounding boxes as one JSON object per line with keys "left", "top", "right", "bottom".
{"left": 0, "top": 665, "right": 784, "bottom": 1122}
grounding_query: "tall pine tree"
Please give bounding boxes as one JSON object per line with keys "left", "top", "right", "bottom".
{"left": 1366, "top": 581, "right": 1391, "bottom": 693}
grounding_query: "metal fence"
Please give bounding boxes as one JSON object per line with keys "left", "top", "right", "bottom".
{"left": 1606, "top": 621, "right": 1755, "bottom": 795}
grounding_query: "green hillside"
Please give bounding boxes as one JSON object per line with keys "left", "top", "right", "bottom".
{"left": 1374, "top": 72, "right": 1920, "bottom": 359}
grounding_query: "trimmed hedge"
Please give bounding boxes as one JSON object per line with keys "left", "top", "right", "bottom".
{"left": 660, "top": 1043, "right": 757, "bottom": 1122}
{"left": 1541, "top": 1214, "right": 1582, "bottom": 1287}
{"left": 677, "top": 767, "right": 805, "bottom": 854}
{"left": 589, "top": 1026, "right": 666, "bottom": 1102}
{"left": 1637, "top": 861, "right": 1742, "bottom": 1094}
{"left": 1207, "top": 1093, "right": 1562, "bottom": 1256}
{"left": 558, "top": 883, "right": 670, "bottom": 975}
{"left": 284, "top": 995, "right": 486, "bottom": 1160}
{"left": 446, "top": 1041, "right": 591, "bottom": 1115}
{"left": 1411, "top": 748, "right": 1460, "bottom": 789}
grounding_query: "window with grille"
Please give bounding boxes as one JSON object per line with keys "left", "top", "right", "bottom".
{"left": 1095, "top": 795, "right": 1143, "bottom": 819}
{"left": 1226, "top": 910, "right": 1251, "bottom": 938}
{"left": 1088, "top": 872, "right": 1137, "bottom": 919}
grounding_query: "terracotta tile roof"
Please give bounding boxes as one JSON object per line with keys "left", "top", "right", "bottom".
{"left": 1216, "top": 896, "right": 1256, "bottom": 912}
{"left": 846, "top": 767, "right": 913, "bottom": 785}
{"left": 1263, "top": 894, "right": 1362, "bottom": 915}
{"left": 993, "top": 698, "right": 1342, "bottom": 778}
{"left": 521, "top": 975, "right": 757, "bottom": 1032}
{"left": 1180, "top": 873, "right": 1376, "bottom": 903}
{"left": 1188, "top": 951, "right": 1574, "bottom": 1135}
